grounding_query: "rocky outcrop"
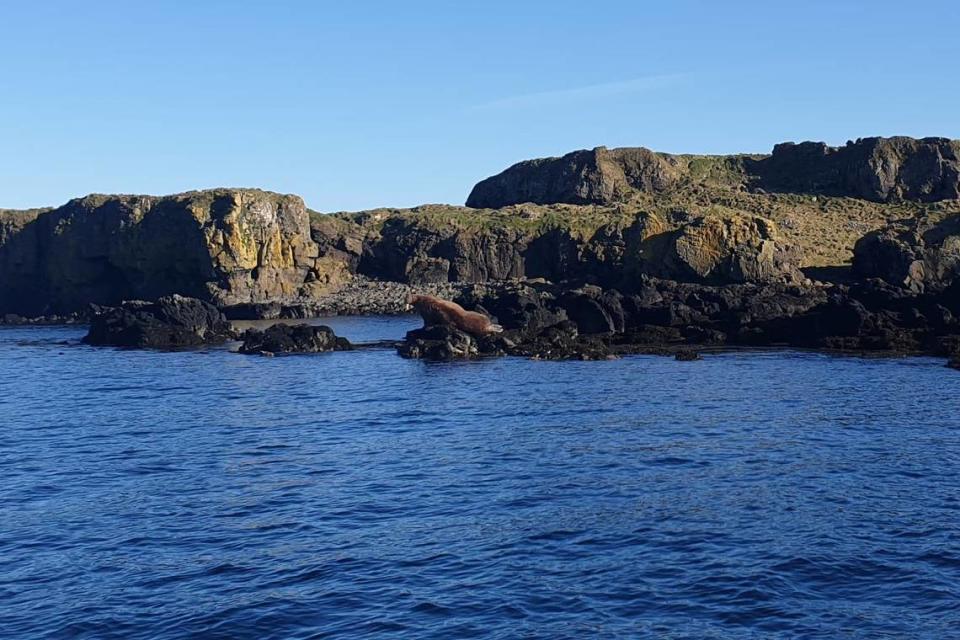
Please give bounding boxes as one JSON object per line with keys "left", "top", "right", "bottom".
{"left": 83, "top": 295, "right": 234, "bottom": 348}
{"left": 238, "top": 323, "right": 352, "bottom": 355}
{"left": 466, "top": 146, "right": 681, "bottom": 208}
{"left": 400, "top": 275, "right": 960, "bottom": 361}
{"left": 632, "top": 213, "right": 803, "bottom": 284}
{"left": 355, "top": 209, "right": 801, "bottom": 288}
{"left": 853, "top": 212, "right": 960, "bottom": 292}
{"left": 751, "top": 137, "right": 960, "bottom": 202}
{"left": 0, "top": 189, "right": 331, "bottom": 316}
{"left": 466, "top": 137, "right": 960, "bottom": 208}
{"left": 358, "top": 216, "right": 530, "bottom": 284}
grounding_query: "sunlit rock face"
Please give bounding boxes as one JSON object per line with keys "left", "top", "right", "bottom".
{"left": 0, "top": 189, "right": 331, "bottom": 315}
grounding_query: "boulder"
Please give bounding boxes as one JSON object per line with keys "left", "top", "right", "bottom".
{"left": 634, "top": 214, "right": 803, "bottom": 284}
{"left": 398, "top": 324, "right": 494, "bottom": 360}
{"left": 463, "top": 284, "right": 566, "bottom": 334}
{"left": 83, "top": 295, "right": 234, "bottom": 348}
{"left": 238, "top": 323, "right": 351, "bottom": 355}
{"left": 557, "top": 286, "right": 625, "bottom": 334}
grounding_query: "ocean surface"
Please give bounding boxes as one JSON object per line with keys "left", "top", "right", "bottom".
{"left": 2, "top": 316, "right": 960, "bottom": 639}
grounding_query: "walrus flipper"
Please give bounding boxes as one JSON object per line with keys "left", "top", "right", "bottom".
{"left": 489, "top": 323, "right": 503, "bottom": 333}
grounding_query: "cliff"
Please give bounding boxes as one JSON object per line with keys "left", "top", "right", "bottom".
{"left": 0, "top": 189, "right": 339, "bottom": 316}
{"left": 467, "top": 137, "right": 960, "bottom": 208}
{"left": 2, "top": 136, "right": 960, "bottom": 317}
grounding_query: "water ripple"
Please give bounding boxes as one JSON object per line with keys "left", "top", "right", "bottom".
{"left": 1, "top": 319, "right": 959, "bottom": 638}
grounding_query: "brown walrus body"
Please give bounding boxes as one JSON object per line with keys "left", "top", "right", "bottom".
{"left": 406, "top": 294, "right": 503, "bottom": 336}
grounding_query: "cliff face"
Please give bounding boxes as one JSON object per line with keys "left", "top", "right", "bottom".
{"left": 854, "top": 212, "right": 960, "bottom": 292}
{"left": 337, "top": 206, "right": 802, "bottom": 289}
{"left": 467, "top": 137, "right": 960, "bottom": 208}
{"left": 0, "top": 189, "right": 331, "bottom": 315}
{"left": 753, "top": 137, "right": 960, "bottom": 202}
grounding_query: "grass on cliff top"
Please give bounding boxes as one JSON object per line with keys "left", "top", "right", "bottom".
{"left": 321, "top": 203, "right": 647, "bottom": 239}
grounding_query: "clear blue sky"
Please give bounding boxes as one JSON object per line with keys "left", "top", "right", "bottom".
{"left": 2, "top": 1, "right": 957, "bottom": 211}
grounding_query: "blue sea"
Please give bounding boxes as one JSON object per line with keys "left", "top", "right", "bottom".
{"left": 2, "top": 317, "right": 959, "bottom": 639}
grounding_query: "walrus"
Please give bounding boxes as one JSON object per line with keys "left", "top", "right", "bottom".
{"left": 406, "top": 294, "right": 503, "bottom": 336}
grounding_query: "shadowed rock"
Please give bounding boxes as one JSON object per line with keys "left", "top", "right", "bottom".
{"left": 853, "top": 212, "right": 960, "bottom": 293}
{"left": 238, "top": 324, "right": 351, "bottom": 355}
{"left": 751, "top": 137, "right": 960, "bottom": 202}
{"left": 83, "top": 295, "right": 234, "bottom": 348}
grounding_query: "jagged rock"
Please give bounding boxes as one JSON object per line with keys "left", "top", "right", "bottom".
{"left": 752, "top": 137, "right": 960, "bottom": 202}
{"left": 238, "top": 323, "right": 351, "bottom": 355}
{"left": 398, "top": 324, "right": 492, "bottom": 360}
{"left": 463, "top": 284, "right": 567, "bottom": 333}
{"left": 453, "top": 275, "right": 960, "bottom": 358}
{"left": 853, "top": 212, "right": 960, "bottom": 292}
{"left": 511, "top": 321, "right": 613, "bottom": 361}
{"left": 83, "top": 295, "right": 234, "bottom": 348}
{"left": 557, "top": 286, "right": 625, "bottom": 334}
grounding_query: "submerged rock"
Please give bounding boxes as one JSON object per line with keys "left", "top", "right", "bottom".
{"left": 398, "top": 325, "right": 489, "bottom": 360}
{"left": 238, "top": 323, "right": 352, "bottom": 355}
{"left": 83, "top": 295, "right": 234, "bottom": 348}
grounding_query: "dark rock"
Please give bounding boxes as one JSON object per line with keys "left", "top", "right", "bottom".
{"left": 238, "top": 323, "right": 351, "bottom": 355}
{"left": 557, "top": 286, "right": 623, "bottom": 334}
{"left": 675, "top": 350, "right": 702, "bottom": 361}
{"left": 853, "top": 213, "right": 960, "bottom": 292}
{"left": 751, "top": 137, "right": 960, "bottom": 203}
{"left": 222, "top": 302, "right": 283, "bottom": 321}
{"left": 462, "top": 284, "right": 566, "bottom": 333}
{"left": 83, "top": 295, "right": 234, "bottom": 348}
{"left": 398, "top": 324, "right": 486, "bottom": 360}
{"left": 445, "top": 272, "right": 960, "bottom": 360}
